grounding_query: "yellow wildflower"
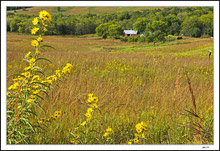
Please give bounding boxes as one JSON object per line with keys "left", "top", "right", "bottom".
{"left": 182, "top": 134, "right": 186, "bottom": 138}
{"left": 74, "top": 134, "right": 79, "bottom": 138}
{"left": 37, "top": 36, "right": 42, "bottom": 42}
{"left": 142, "top": 133, "right": 145, "bottom": 138}
{"left": 39, "top": 10, "right": 51, "bottom": 21}
{"left": 81, "top": 121, "right": 87, "bottom": 126}
{"left": 36, "top": 49, "right": 40, "bottom": 54}
{"left": 17, "top": 76, "right": 23, "bottom": 81}
{"left": 32, "top": 17, "right": 39, "bottom": 25}
{"left": 8, "top": 85, "right": 13, "bottom": 90}
{"left": 93, "top": 97, "right": 98, "bottom": 103}
{"left": 13, "top": 82, "right": 20, "bottom": 89}
{"left": 70, "top": 140, "right": 78, "bottom": 144}
{"left": 42, "top": 23, "right": 47, "bottom": 27}
{"left": 13, "top": 78, "right": 18, "bottom": 81}
{"left": 43, "top": 27, "right": 48, "bottom": 31}
{"left": 133, "top": 138, "right": 139, "bottom": 144}
{"left": 88, "top": 93, "right": 93, "bottom": 98}
{"left": 47, "top": 79, "right": 52, "bottom": 84}
{"left": 128, "top": 141, "right": 132, "bottom": 144}
{"left": 25, "top": 51, "right": 31, "bottom": 58}
{"left": 32, "top": 40, "right": 39, "bottom": 47}
{"left": 141, "top": 121, "right": 147, "bottom": 128}
{"left": 91, "top": 103, "right": 98, "bottom": 109}
{"left": 85, "top": 112, "right": 91, "bottom": 118}
{"left": 33, "top": 90, "right": 40, "bottom": 94}
{"left": 86, "top": 117, "right": 92, "bottom": 122}
{"left": 17, "top": 105, "right": 21, "bottom": 109}
{"left": 27, "top": 99, "right": 34, "bottom": 103}
{"left": 54, "top": 111, "right": 61, "bottom": 117}
{"left": 62, "top": 68, "right": 67, "bottom": 74}
{"left": 31, "top": 27, "right": 39, "bottom": 34}
{"left": 136, "top": 123, "right": 142, "bottom": 130}
{"left": 87, "top": 108, "right": 93, "bottom": 113}
{"left": 56, "top": 70, "right": 61, "bottom": 78}
{"left": 29, "top": 58, "right": 36, "bottom": 64}
{"left": 51, "top": 75, "right": 57, "bottom": 81}
{"left": 103, "top": 132, "right": 109, "bottom": 137}
{"left": 32, "top": 75, "right": 40, "bottom": 81}
{"left": 106, "top": 127, "right": 112, "bottom": 133}
{"left": 24, "top": 66, "right": 31, "bottom": 71}
{"left": 136, "top": 128, "right": 142, "bottom": 133}
{"left": 87, "top": 97, "right": 93, "bottom": 103}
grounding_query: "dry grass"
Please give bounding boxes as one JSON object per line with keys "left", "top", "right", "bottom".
{"left": 7, "top": 7, "right": 167, "bottom": 16}
{"left": 7, "top": 32, "right": 213, "bottom": 144}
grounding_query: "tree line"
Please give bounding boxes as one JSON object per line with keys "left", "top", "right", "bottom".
{"left": 7, "top": 7, "right": 213, "bottom": 42}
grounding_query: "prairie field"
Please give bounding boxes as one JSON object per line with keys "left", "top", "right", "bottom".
{"left": 7, "top": 32, "right": 213, "bottom": 144}
{"left": 7, "top": 6, "right": 166, "bottom": 16}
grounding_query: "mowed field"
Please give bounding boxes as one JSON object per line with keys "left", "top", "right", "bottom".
{"left": 7, "top": 6, "right": 166, "bottom": 16}
{"left": 7, "top": 32, "right": 213, "bottom": 144}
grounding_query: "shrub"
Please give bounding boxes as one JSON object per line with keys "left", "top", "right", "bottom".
{"left": 128, "top": 36, "right": 138, "bottom": 42}
{"left": 137, "top": 36, "right": 146, "bottom": 42}
{"left": 177, "top": 36, "right": 182, "bottom": 40}
{"left": 120, "top": 36, "right": 128, "bottom": 42}
{"left": 200, "top": 34, "right": 210, "bottom": 38}
{"left": 166, "top": 35, "right": 176, "bottom": 42}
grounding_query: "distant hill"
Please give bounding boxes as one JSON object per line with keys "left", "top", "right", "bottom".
{"left": 7, "top": 6, "right": 166, "bottom": 16}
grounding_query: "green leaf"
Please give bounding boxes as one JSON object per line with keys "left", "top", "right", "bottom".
{"left": 35, "top": 58, "right": 52, "bottom": 64}
{"left": 21, "top": 59, "right": 30, "bottom": 64}
{"left": 30, "top": 102, "right": 45, "bottom": 113}
{"left": 39, "top": 46, "right": 45, "bottom": 51}
{"left": 40, "top": 89, "right": 49, "bottom": 99}
{"left": 32, "top": 66, "right": 43, "bottom": 72}
{"left": 11, "top": 74, "right": 25, "bottom": 78}
{"left": 57, "top": 78, "right": 63, "bottom": 83}
{"left": 7, "top": 110, "right": 14, "bottom": 114}
{"left": 54, "top": 82, "right": 60, "bottom": 88}
{"left": 29, "top": 93, "right": 45, "bottom": 102}
{"left": 24, "top": 37, "right": 37, "bottom": 40}
{"left": 32, "top": 70, "right": 45, "bottom": 76}
{"left": 20, "top": 118, "right": 35, "bottom": 133}
{"left": 41, "top": 44, "right": 55, "bottom": 49}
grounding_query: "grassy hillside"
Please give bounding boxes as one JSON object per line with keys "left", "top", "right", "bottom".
{"left": 7, "top": 6, "right": 166, "bottom": 16}
{"left": 7, "top": 32, "right": 213, "bottom": 144}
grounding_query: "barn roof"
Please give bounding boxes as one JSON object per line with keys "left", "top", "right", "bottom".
{"left": 124, "top": 30, "right": 138, "bottom": 34}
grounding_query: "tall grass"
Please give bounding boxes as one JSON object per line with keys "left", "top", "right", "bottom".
{"left": 6, "top": 12, "right": 213, "bottom": 144}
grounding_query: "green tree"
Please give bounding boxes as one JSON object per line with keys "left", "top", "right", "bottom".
{"left": 107, "top": 24, "right": 123, "bottom": 38}
{"left": 181, "top": 16, "right": 202, "bottom": 37}
{"left": 133, "top": 17, "right": 147, "bottom": 33}
{"left": 165, "top": 15, "right": 181, "bottom": 35}
{"left": 145, "top": 20, "right": 168, "bottom": 46}
{"left": 95, "top": 23, "right": 111, "bottom": 38}
{"left": 199, "top": 12, "right": 213, "bottom": 36}
{"left": 10, "top": 18, "right": 21, "bottom": 32}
